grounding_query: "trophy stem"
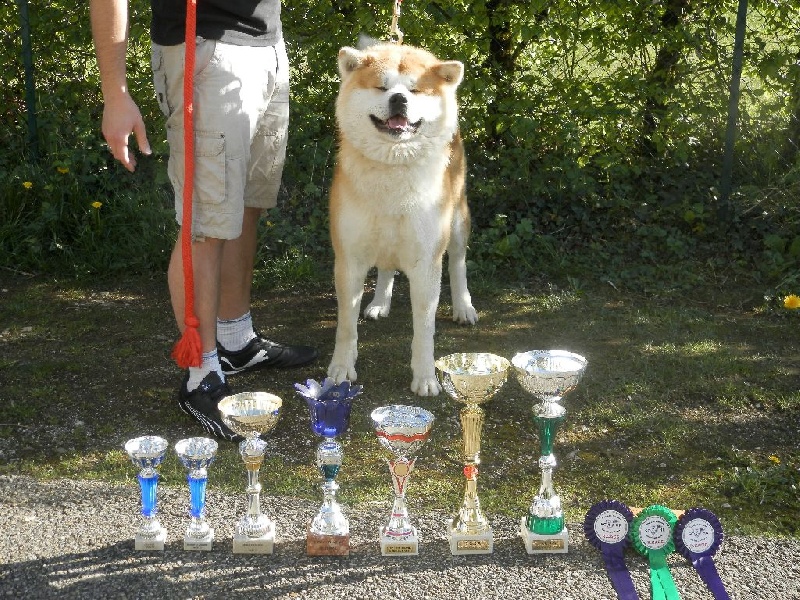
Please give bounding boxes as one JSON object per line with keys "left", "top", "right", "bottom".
{"left": 385, "top": 457, "right": 415, "bottom": 536}
{"left": 449, "top": 404, "right": 491, "bottom": 551}
{"left": 232, "top": 435, "right": 274, "bottom": 552}
{"left": 186, "top": 471, "right": 212, "bottom": 540}
{"left": 137, "top": 471, "right": 161, "bottom": 536}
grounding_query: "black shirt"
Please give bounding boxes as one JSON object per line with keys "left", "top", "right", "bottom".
{"left": 151, "top": 0, "right": 281, "bottom": 46}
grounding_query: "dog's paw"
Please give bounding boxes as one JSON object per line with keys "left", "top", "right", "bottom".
{"left": 327, "top": 362, "right": 357, "bottom": 384}
{"left": 363, "top": 302, "right": 390, "bottom": 320}
{"left": 411, "top": 376, "right": 441, "bottom": 397}
{"left": 452, "top": 304, "right": 479, "bottom": 325}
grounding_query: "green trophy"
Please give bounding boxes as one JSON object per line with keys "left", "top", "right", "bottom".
{"left": 512, "top": 349, "right": 587, "bottom": 554}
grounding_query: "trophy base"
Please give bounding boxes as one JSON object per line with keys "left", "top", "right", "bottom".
{"left": 306, "top": 525, "right": 350, "bottom": 556}
{"left": 447, "top": 519, "right": 493, "bottom": 555}
{"left": 183, "top": 529, "right": 214, "bottom": 551}
{"left": 379, "top": 526, "right": 419, "bottom": 556}
{"left": 134, "top": 527, "right": 167, "bottom": 551}
{"left": 233, "top": 529, "right": 275, "bottom": 554}
{"left": 520, "top": 517, "right": 569, "bottom": 554}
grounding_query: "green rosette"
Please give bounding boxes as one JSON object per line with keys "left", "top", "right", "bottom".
{"left": 630, "top": 504, "right": 681, "bottom": 600}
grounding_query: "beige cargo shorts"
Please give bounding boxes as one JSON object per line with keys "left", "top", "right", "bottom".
{"left": 152, "top": 38, "right": 289, "bottom": 240}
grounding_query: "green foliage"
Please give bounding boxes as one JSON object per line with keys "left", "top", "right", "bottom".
{"left": 1, "top": 0, "right": 798, "bottom": 295}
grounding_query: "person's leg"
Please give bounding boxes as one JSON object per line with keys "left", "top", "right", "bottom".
{"left": 217, "top": 206, "right": 261, "bottom": 321}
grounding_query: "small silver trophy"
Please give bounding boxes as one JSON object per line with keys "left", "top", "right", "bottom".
{"left": 372, "top": 405, "right": 435, "bottom": 556}
{"left": 295, "top": 378, "right": 361, "bottom": 556}
{"left": 174, "top": 437, "right": 218, "bottom": 551}
{"left": 435, "top": 352, "right": 510, "bottom": 555}
{"left": 218, "top": 392, "right": 283, "bottom": 554}
{"left": 124, "top": 435, "right": 169, "bottom": 551}
{"left": 512, "top": 349, "right": 587, "bottom": 554}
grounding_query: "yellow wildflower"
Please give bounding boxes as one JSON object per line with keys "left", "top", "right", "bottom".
{"left": 22, "top": 181, "right": 33, "bottom": 189}
{"left": 57, "top": 166, "right": 69, "bottom": 174}
{"left": 769, "top": 455, "right": 780, "bottom": 465}
{"left": 91, "top": 201, "right": 103, "bottom": 209}
{"left": 784, "top": 295, "right": 800, "bottom": 310}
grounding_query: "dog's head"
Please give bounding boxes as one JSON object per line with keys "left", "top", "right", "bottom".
{"left": 335, "top": 43, "right": 464, "bottom": 165}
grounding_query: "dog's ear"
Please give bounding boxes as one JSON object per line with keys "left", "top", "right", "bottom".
{"left": 338, "top": 47, "right": 367, "bottom": 77}
{"left": 434, "top": 61, "right": 464, "bottom": 86}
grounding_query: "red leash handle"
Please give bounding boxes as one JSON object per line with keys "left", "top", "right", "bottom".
{"left": 172, "top": 0, "right": 202, "bottom": 368}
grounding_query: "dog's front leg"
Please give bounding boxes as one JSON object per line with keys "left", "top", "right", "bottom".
{"left": 407, "top": 262, "right": 443, "bottom": 396}
{"left": 328, "top": 258, "right": 368, "bottom": 383}
{"left": 363, "top": 269, "right": 395, "bottom": 320}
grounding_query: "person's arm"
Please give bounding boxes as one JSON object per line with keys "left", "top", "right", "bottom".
{"left": 90, "top": 0, "right": 151, "bottom": 172}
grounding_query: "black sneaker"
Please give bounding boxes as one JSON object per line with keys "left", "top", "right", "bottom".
{"left": 177, "top": 372, "right": 243, "bottom": 442}
{"left": 218, "top": 333, "right": 319, "bottom": 376}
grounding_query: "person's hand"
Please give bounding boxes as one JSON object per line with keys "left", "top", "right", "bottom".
{"left": 101, "top": 92, "right": 152, "bottom": 172}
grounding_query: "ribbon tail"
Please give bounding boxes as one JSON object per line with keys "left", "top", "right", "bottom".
{"left": 650, "top": 551, "right": 681, "bottom": 600}
{"left": 694, "top": 556, "right": 731, "bottom": 600}
{"left": 603, "top": 547, "right": 640, "bottom": 600}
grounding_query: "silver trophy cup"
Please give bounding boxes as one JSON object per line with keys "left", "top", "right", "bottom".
{"left": 175, "top": 436, "right": 218, "bottom": 551}
{"left": 372, "top": 404, "right": 435, "bottom": 556}
{"left": 218, "top": 392, "right": 282, "bottom": 554}
{"left": 512, "top": 349, "right": 587, "bottom": 554}
{"left": 124, "top": 435, "right": 169, "bottom": 551}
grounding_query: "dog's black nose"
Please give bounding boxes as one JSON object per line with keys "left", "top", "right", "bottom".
{"left": 389, "top": 92, "right": 408, "bottom": 116}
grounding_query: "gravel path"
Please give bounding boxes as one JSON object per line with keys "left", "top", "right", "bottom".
{"left": 1, "top": 475, "right": 797, "bottom": 599}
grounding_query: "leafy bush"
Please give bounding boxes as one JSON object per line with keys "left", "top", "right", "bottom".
{"left": 1, "top": 0, "right": 797, "bottom": 296}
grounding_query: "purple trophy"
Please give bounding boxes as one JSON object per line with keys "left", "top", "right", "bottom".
{"left": 295, "top": 377, "right": 362, "bottom": 556}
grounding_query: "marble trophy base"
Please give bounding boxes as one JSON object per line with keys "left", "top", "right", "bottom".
{"left": 183, "top": 529, "right": 214, "bottom": 551}
{"left": 306, "top": 525, "right": 350, "bottom": 556}
{"left": 379, "top": 526, "right": 419, "bottom": 556}
{"left": 135, "top": 527, "right": 167, "bottom": 551}
{"left": 233, "top": 529, "right": 275, "bottom": 554}
{"left": 447, "top": 519, "right": 493, "bottom": 555}
{"left": 520, "top": 517, "right": 569, "bottom": 554}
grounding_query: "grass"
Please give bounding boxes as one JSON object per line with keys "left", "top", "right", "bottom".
{"left": 0, "top": 271, "right": 798, "bottom": 538}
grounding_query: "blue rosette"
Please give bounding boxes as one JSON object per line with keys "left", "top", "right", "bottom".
{"left": 674, "top": 508, "right": 730, "bottom": 600}
{"left": 630, "top": 504, "right": 681, "bottom": 600}
{"left": 584, "top": 500, "right": 640, "bottom": 600}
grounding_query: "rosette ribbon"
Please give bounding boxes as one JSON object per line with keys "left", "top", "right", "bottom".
{"left": 584, "top": 500, "right": 640, "bottom": 600}
{"left": 630, "top": 504, "right": 681, "bottom": 600}
{"left": 674, "top": 508, "right": 730, "bottom": 600}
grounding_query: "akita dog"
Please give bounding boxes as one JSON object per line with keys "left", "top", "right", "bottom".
{"left": 327, "top": 42, "right": 478, "bottom": 396}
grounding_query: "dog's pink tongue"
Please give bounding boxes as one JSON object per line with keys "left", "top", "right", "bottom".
{"left": 386, "top": 115, "right": 409, "bottom": 130}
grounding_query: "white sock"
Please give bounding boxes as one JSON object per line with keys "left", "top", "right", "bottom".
{"left": 186, "top": 349, "right": 225, "bottom": 392}
{"left": 217, "top": 311, "right": 257, "bottom": 352}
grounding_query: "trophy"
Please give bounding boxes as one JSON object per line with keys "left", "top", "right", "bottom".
{"left": 124, "top": 435, "right": 169, "bottom": 550}
{"left": 174, "top": 436, "right": 218, "bottom": 551}
{"left": 512, "top": 349, "right": 587, "bottom": 554}
{"left": 371, "top": 404, "right": 435, "bottom": 556}
{"left": 435, "top": 352, "right": 510, "bottom": 555}
{"left": 218, "top": 392, "right": 283, "bottom": 554}
{"left": 295, "top": 377, "right": 362, "bottom": 556}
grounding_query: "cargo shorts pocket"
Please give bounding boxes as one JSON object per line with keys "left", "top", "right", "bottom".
{"left": 151, "top": 46, "right": 171, "bottom": 118}
{"left": 167, "top": 126, "right": 233, "bottom": 215}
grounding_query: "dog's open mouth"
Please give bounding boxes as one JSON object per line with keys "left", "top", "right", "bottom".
{"left": 370, "top": 114, "right": 422, "bottom": 135}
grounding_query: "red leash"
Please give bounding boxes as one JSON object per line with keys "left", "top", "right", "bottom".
{"left": 171, "top": 0, "right": 202, "bottom": 368}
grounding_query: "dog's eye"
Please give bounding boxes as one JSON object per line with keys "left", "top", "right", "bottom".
{"left": 376, "top": 86, "right": 388, "bottom": 92}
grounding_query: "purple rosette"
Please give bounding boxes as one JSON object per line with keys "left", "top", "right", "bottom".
{"left": 674, "top": 508, "right": 730, "bottom": 600}
{"left": 584, "top": 500, "right": 640, "bottom": 600}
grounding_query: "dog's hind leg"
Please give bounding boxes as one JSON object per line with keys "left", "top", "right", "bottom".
{"left": 328, "top": 259, "right": 369, "bottom": 384}
{"left": 448, "top": 206, "right": 479, "bottom": 325}
{"left": 363, "top": 269, "right": 395, "bottom": 320}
